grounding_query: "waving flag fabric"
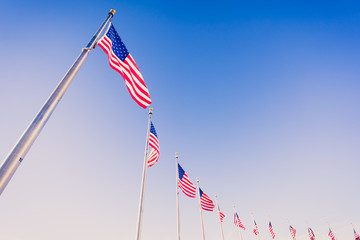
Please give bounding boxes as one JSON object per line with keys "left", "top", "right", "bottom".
{"left": 354, "top": 228, "right": 360, "bottom": 240}
{"left": 328, "top": 228, "right": 335, "bottom": 240}
{"left": 218, "top": 207, "right": 225, "bottom": 223}
{"left": 253, "top": 220, "right": 259, "bottom": 235}
{"left": 289, "top": 225, "right": 296, "bottom": 239}
{"left": 177, "top": 164, "right": 196, "bottom": 198}
{"left": 199, "top": 188, "right": 215, "bottom": 211}
{"left": 269, "top": 221, "right": 276, "bottom": 239}
{"left": 98, "top": 23, "right": 152, "bottom": 108}
{"left": 147, "top": 122, "right": 159, "bottom": 167}
{"left": 234, "top": 213, "right": 246, "bottom": 230}
{"left": 308, "top": 228, "right": 315, "bottom": 240}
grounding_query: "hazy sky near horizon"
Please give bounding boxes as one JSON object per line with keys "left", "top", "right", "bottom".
{"left": 0, "top": 1, "right": 360, "bottom": 239}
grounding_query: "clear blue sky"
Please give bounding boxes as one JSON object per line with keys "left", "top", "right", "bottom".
{"left": 0, "top": 1, "right": 359, "bottom": 239}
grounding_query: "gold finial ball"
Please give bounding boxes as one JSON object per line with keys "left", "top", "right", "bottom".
{"left": 176, "top": 152, "right": 178, "bottom": 155}
{"left": 109, "top": 9, "right": 116, "bottom": 16}
{"left": 150, "top": 108, "right": 153, "bottom": 111}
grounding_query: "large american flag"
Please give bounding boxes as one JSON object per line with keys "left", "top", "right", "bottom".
{"left": 289, "top": 225, "right": 296, "bottom": 239}
{"left": 354, "top": 228, "right": 360, "bottom": 240}
{"left": 98, "top": 23, "right": 152, "bottom": 108}
{"left": 199, "top": 188, "right": 215, "bottom": 211}
{"left": 253, "top": 220, "right": 259, "bottom": 235}
{"left": 234, "top": 213, "right": 246, "bottom": 230}
{"left": 218, "top": 206, "right": 225, "bottom": 223}
{"left": 147, "top": 122, "right": 159, "bottom": 167}
{"left": 308, "top": 227, "right": 315, "bottom": 240}
{"left": 269, "top": 221, "right": 276, "bottom": 239}
{"left": 328, "top": 228, "right": 335, "bottom": 240}
{"left": 177, "top": 164, "right": 196, "bottom": 198}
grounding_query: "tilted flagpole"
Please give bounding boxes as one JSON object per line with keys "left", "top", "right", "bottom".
{"left": 196, "top": 177, "right": 206, "bottom": 240}
{"left": 0, "top": 9, "right": 116, "bottom": 196}
{"left": 233, "top": 204, "right": 243, "bottom": 240}
{"left": 214, "top": 192, "right": 225, "bottom": 240}
{"left": 135, "top": 108, "right": 153, "bottom": 240}
{"left": 175, "top": 152, "right": 180, "bottom": 240}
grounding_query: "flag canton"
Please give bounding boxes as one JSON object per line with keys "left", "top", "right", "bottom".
{"left": 199, "top": 188, "right": 204, "bottom": 197}
{"left": 178, "top": 164, "right": 185, "bottom": 180}
{"left": 150, "top": 122, "right": 158, "bottom": 137}
{"left": 106, "top": 24, "right": 129, "bottom": 62}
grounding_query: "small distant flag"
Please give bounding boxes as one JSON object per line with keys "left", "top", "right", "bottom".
{"left": 269, "top": 221, "right": 276, "bottom": 239}
{"left": 354, "top": 228, "right": 360, "bottom": 240}
{"left": 98, "top": 23, "right": 152, "bottom": 108}
{"left": 328, "top": 228, "right": 335, "bottom": 240}
{"left": 218, "top": 207, "right": 225, "bottom": 223}
{"left": 177, "top": 164, "right": 196, "bottom": 198}
{"left": 147, "top": 122, "right": 159, "bottom": 167}
{"left": 308, "top": 227, "right": 315, "bottom": 240}
{"left": 253, "top": 220, "right": 259, "bottom": 235}
{"left": 289, "top": 225, "right": 296, "bottom": 239}
{"left": 234, "top": 213, "right": 246, "bottom": 230}
{"left": 199, "top": 188, "right": 215, "bottom": 211}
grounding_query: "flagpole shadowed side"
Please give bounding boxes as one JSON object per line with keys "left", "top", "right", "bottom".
{"left": 135, "top": 108, "right": 153, "bottom": 240}
{"left": 175, "top": 153, "right": 180, "bottom": 240}
{"left": 0, "top": 9, "right": 115, "bottom": 196}
{"left": 196, "top": 177, "right": 206, "bottom": 240}
{"left": 214, "top": 192, "right": 225, "bottom": 240}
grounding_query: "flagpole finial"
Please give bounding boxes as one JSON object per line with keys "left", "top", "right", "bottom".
{"left": 109, "top": 9, "right": 116, "bottom": 17}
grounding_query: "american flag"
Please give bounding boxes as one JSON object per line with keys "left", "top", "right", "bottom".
{"left": 147, "top": 122, "right": 159, "bottom": 167}
{"left": 218, "top": 206, "right": 225, "bottom": 223}
{"left": 199, "top": 188, "right": 215, "bottom": 211}
{"left": 354, "top": 228, "right": 360, "bottom": 240}
{"left": 289, "top": 225, "right": 296, "bottom": 239}
{"left": 269, "top": 221, "right": 276, "bottom": 239}
{"left": 308, "top": 227, "right": 315, "bottom": 240}
{"left": 98, "top": 23, "right": 151, "bottom": 108}
{"left": 328, "top": 228, "right": 335, "bottom": 240}
{"left": 177, "top": 164, "right": 196, "bottom": 198}
{"left": 234, "top": 213, "right": 246, "bottom": 230}
{"left": 253, "top": 220, "right": 259, "bottom": 235}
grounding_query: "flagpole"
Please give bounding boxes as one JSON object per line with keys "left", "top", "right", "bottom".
{"left": 214, "top": 192, "right": 225, "bottom": 240}
{"left": 175, "top": 153, "right": 180, "bottom": 240}
{"left": 0, "top": 9, "right": 116, "bottom": 196}
{"left": 196, "top": 177, "right": 206, "bottom": 240}
{"left": 135, "top": 108, "right": 153, "bottom": 240}
{"left": 250, "top": 211, "right": 261, "bottom": 240}
{"left": 233, "top": 204, "right": 243, "bottom": 240}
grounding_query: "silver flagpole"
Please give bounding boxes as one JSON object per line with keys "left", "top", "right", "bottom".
{"left": 214, "top": 192, "right": 225, "bottom": 240}
{"left": 175, "top": 153, "right": 181, "bottom": 240}
{"left": 135, "top": 108, "right": 153, "bottom": 240}
{"left": 233, "top": 204, "right": 243, "bottom": 240}
{"left": 0, "top": 9, "right": 116, "bottom": 196}
{"left": 196, "top": 177, "right": 206, "bottom": 240}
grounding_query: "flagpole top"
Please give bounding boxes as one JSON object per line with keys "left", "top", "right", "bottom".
{"left": 176, "top": 152, "right": 178, "bottom": 155}
{"left": 109, "top": 9, "right": 116, "bottom": 17}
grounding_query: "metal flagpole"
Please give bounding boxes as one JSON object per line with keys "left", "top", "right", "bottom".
{"left": 250, "top": 211, "right": 261, "bottom": 240}
{"left": 196, "top": 177, "right": 206, "bottom": 240}
{"left": 214, "top": 192, "right": 225, "bottom": 240}
{"left": 0, "top": 9, "right": 116, "bottom": 196}
{"left": 233, "top": 204, "right": 243, "bottom": 240}
{"left": 175, "top": 152, "right": 180, "bottom": 240}
{"left": 135, "top": 108, "right": 153, "bottom": 240}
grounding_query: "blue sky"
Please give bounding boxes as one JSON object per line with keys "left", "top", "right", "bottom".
{"left": 0, "top": 1, "right": 359, "bottom": 239}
